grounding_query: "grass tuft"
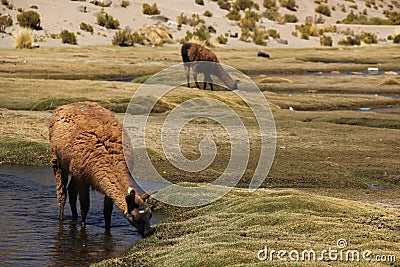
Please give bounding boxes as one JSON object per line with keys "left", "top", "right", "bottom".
{"left": 0, "top": 137, "right": 50, "bottom": 165}
{"left": 13, "top": 27, "right": 32, "bottom": 48}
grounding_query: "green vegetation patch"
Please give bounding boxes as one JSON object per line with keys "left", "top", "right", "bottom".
{"left": 331, "top": 118, "right": 400, "bottom": 129}
{"left": 0, "top": 137, "right": 50, "bottom": 165}
{"left": 29, "top": 97, "right": 131, "bottom": 113}
{"left": 97, "top": 189, "right": 400, "bottom": 266}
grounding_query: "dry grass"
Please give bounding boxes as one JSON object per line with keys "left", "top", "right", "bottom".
{"left": 13, "top": 27, "right": 32, "bottom": 48}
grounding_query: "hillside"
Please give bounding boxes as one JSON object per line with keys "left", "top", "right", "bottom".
{"left": 0, "top": 0, "right": 399, "bottom": 48}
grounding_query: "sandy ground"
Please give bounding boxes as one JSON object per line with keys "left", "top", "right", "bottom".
{"left": 0, "top": 0, "right": 399, "bottom": 48}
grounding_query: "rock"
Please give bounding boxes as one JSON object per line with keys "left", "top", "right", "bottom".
{"left": 229, "top": 32, "right": 238, "bottom": 38}
{"left": 257, "top": 51, "right": 270, "bottom": 58}
{"left": 276, "top": 39, "right": 288, "bottom": 45}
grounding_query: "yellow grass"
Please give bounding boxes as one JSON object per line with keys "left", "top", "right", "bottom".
{"left": 13, "top": 27, "right": 32, "bottom": 49}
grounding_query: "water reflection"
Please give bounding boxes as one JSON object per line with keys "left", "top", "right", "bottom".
{"left": 0, "top": 166, "right": 164, "bottom": 267}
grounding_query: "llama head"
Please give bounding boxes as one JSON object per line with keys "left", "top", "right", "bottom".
{"left": 125, "top": 187, "right": 154, "bottom": 237}
{"left": 230, "top": 79, "right": 240, "bottom": 90}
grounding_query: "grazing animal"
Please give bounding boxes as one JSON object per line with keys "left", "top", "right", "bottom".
{"left": 49, "top": 102, "right": 154, "bottom": 237}
{"left": 181, "top": 42, "right": 238, "bottom": 91}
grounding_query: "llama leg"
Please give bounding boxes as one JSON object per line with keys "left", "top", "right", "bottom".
{"left": 68, "top": 177, "right": 78, "bottom": 220}
{"left": 79, "top": 182, "right": 90, "bottom": 227}
{"left": 52, "top": 156, "right": 68, "bottom": 220}
{"left": 193, "top": 71, "right": 200, "bottom": 89}
{"left": 205, "top": 73, "right": 213, "bottom": 91}
{"left": 104, "top": 196, "right": 113, "bottom": 231}
{"left": 184, "top": 63, "right": 191, "bottom": 88}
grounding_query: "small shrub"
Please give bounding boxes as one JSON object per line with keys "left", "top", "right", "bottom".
{"left": 262, "top": 7, "right": 279, "bottom": 21}
{"left": 0, "top": 14, "right": 12, "bottom": 33}
{"left": 315, "top": 4, "right": 331, "bottom": 16}
{"left": 80, "top": 22, "right": 94, "bottom": 34}
{"left": 309, "top": 24, "right": 319, "bottom": 36}
{"left": 235, "top": 0, "right": 255, "bottom": 11}
{"left": 182, "top": 27, "right": 211, "bottom": 45}
{"left": 217, "top": 0, "right": 231, "bottom": 10}
{"left": 13, "top": 27, "right": 32, "bottom": 48}
{"left": 203, "top": 10, "right": 213, "bottom": 17}
{"left": 131, "top": 32, "right": 145, "bottom": 44}
{"left": 279, "top": 0, "right": 297, "bottom": 11}
{"left": 177, "top": 13, "right": 188, "bottom": 25}
{"left": 263, "top": 0, "right": 276, "bottom": 8}
{"left": 226, "top": 8, "right": 241, "bottom": 21}
{"left": 17, "top": 10, "right": 41, "bottom": 30}
{"left": 252, "top": 27, "right": 267, "bottom": 45}
{"left": 112, "top": 29, "right": 134, "bottom": 46}
{"left": 267, "top": 29, "right": 280, "bottom": 39}
{"left": 338, "top": 10, "right": 389, "bottom": 25}
{"left": 323, "top": 25, "right": 337, "bottom": 33}
{"left": 338, "top": 36, "right": 360, "bottom": 46}
{"left": 295, "top": 24, "right": 319, "bottom": 39}
{"left": 1, "top": 0, "right": 9, "bottom": 5}
{"left": 195, "top": 0, "right": 204, "bottom": 5}
{"left": 188, "top": 14, "right": 205, "bottom": 27}
{"left": 320, "top": 35, "right": 332, "bottom": 46}
{"left": 283, "top": 14, "right": 298, "bottom": 23}
{"left": 393, "top": 34, "right": 400, "bottom": 43}
{"left": 60, "top": 30, "right": 77, "bottom": 45}
{"left": 239, "top": 9, "right": 260, "bottom": 31}
{"left": 142, "top": 3, "right": 160, "bottom": 15}
{"left": 216, "top": 34, "right": 228, "bottom": 44}
{"left": 385, "top": 11, "right": 400, "bottom": 25}
{"left": 240, "top": 28, "right": 251, "bottom": 42}
{"left": 97, "top": 10, "right": 120, "bottom": 29}
{"left": 121, "top": 0, "right": 130, "bottom": 8}
{"left": 360, "top": 31, "right": 377, "bottom": 44}
{"left": 314, "top": 14, "right": 325, "bottom": 24}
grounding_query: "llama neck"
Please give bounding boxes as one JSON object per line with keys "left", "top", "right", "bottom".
{"left": 91, "top": 163, "right": 133, "bottom": 213}
{"left": 216, "top": 65, "right": 236, "bottom": 89}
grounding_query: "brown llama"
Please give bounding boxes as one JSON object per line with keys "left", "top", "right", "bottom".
{"left": 49, "top": 101, "right": 154, "bottom": 237}
{"left": 181, "top": 42, "right": 238, "bottom": 91}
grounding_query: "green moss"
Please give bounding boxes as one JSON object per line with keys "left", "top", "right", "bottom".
{"left": 0, "top": 137, "right": 50, "bottom": 165}
{"left": 331, "top": 118, "right": 400, "bottom": 129}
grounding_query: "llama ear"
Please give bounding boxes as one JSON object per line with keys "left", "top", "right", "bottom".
{"left": 125, "top": 187, "right": 136, "bottom": 213}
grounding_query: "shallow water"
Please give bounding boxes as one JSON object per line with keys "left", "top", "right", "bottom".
{"left": 0, "top": 166, "right": 165, "bottom": 267}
